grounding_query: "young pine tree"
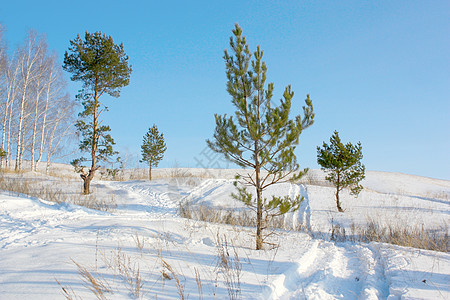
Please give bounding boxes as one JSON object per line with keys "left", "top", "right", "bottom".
{"left": 207, "top": 24, "right": 314, "bottom": 250}
{"left": 63, "top": 31, "right": 132, "bottom": 194}
{"left": 140, "top": 125, "right": 167, "bottom": 180}
{"left": 317, "top": 131, "right": 365, "bottom": 212}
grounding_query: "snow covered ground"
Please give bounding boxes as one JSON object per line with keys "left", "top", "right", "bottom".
{"left": 0, "top": 167, "right": 449, "bottom": 299}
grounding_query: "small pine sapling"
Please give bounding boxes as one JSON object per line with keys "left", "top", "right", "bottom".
{"left": 317, "top": 130, "right": 365, "bottom": 212}
{"left": 140, "top": 125, "right": 167, "bottom": 180}
{"left": 207, "top": 24, "right": 314, "bottom": 250}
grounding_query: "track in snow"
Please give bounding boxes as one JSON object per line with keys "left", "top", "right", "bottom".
{"left": 266, "top": 240, "right": 389, "bottom": 299}
{"left": 103, "top": 180, "right": 184, "bottom": 218}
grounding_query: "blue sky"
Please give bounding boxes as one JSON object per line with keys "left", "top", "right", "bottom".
{"left": 1, "top": 1, "right": 449, "bottom": 179}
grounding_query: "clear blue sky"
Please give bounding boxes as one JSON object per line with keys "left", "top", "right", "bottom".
{"left": 1, "top": 1, "right": 449, "bottom": 179}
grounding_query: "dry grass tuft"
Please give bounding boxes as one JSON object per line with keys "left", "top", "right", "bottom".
{"left": 160, "top": 258, "right": 185, "bottom": 300}
{"left": 133, "top": 232, "right": 146, "bottom": 253}
{"left": 194, "top": 267, "right": 203, "bottom": 299}
{"left": 56, "top": 279, "right": 81, "bottom": 300}
{"left": 215, "top": 234, "right": 242, "bottom": 300}
{"left": 103, "top": 246, "right": 144, "bottom": 298}
{"left": 72, "top": 260, "right": 112, "bottom": 300}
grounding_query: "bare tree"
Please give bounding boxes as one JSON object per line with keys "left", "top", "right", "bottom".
{"left": 0, "top": 28, "right": 74, "bottom": 171}
{"left": 34, "top": 53, "right": 70, "bottom": 170}
{"left": 44, "top": 95, "right": 76, "bottom": 174}
{"left": 29, "top": 52, "right": 50, "bottom": 170}
{"left": 0, "top": 24, "right": 12, "bottom": 168}
{"left": 14, "top": 30, "right": 47, "bottom": 170}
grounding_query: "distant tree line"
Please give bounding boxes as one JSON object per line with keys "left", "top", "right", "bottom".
{"left": 0, "top": 26, "right": 75, "bottom": 173}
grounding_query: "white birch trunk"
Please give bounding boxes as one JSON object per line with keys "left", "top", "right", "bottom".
{"left": 1, "top": 58, "right": 19, "bottom": 169}
{"left": 30, "top": 76, "right": 45, "bottom": 171}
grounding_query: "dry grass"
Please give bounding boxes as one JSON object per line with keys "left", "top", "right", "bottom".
{"left": 0, "top": 174, "right": 117, "bottom": 212}
{"left": 194, "top": 267, "right": 203, "bottom": 299}
{"left": 56, "top": 279, "right": 81, "bottom": 300}
{"left": 329, "top": 218, "right": 448, "bottom": 252}
{"left": 59, "top": 247, "right": 145, "bottom": 299}
{"left": 181, "top": 201, "right": 448, "bottom": 253}
{"left": 72, "top": 193, "right": 117, "bottom": 212}
{"left": 133, "top": 232, "right": 146, "bottom": 253}
{"left": 215, "top": 234, "right": 242, "bottom": 300}
{"left": 58, "top": 231, "right": 250, "bottom": 299}
{"left": 160, "top": 258, "right": 185, "bottom": 300}
{"left": 179, "top": 201, "right": 255, "bottom": 227}
{"left": 179, "top": 201, "right": 300, "bottom": 232}
{"left": 358, "top": 219, "right": 448, "bottom": 252}
{"left": 102, "top": 246, "right": 145, "bottom": 298}
{"left": 295, "top": 170, "right": 333, "bottom": 187}
{"left": 72, "top": 260, "right": 112, "bottom": 300}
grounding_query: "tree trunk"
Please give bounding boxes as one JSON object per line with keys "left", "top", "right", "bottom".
{"left": 37, "top": 58, "right": 58, "bottom": 168}
{"left": 84, "top": 177, "right": 91, "bottom": 194}
{"left": 335, "top": 185, "right": 343, "bottom": 212}
{"left": 15, "top": 33, "right": 42, "bottom": 171}
{"left": 31, "top": 79, "right": 44, "bottom": 171}
{"left": 6, "top": 94, "right": 14, "bottom": 168}
{"left": 335, "top": 171, "right": 344, "bottom": 212}
{"left": 1, "top": 67, "right": 17, "bottom": 169}
{"left": 15, "top": 92, "right": 27, "bottom": 171}
{"left": 36, "top": 71, "right": 52, "bottom": 168}
{"left": 1, "top": 96, "right": 10, "bottom": 169}
{"left": 81, "top": 169, "right": 95, "bottom": 195}
{"left": 82, "top": 88, "right": 99, "bottom": 195}
{"left": 255, "top": 86, "right": 263, "bottom": 250}
{"left": 255, "top": 165, "right": 263, "bottom": 250}
{"left": 149, "top": 164, "right": 152, "bottom": 181}
{"left": 45, "top": 120, "right": 57, "bottom": 175}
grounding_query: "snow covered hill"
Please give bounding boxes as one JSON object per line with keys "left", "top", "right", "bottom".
{"left": 0, "top": 168, "right": 448, "bottom": 299}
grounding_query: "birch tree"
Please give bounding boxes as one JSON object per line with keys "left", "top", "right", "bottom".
{"left": 44, "top": 95, "right": 76, "bottom": 174}
{"left": 14, "top": 30, "right": 47, "bottom": 170}
{"left": 1, "top": 53, "right": 22, "bottom": 169}
{"left": 0, "top": 28, "right": 74, "bottom": 171}
{"left": 35, "top": 53, "right": 70, "bottom": 170}
{"left": 29, "top": 52, "right": 50, "bottom": 170}
{"left": 0, "top": 25, "right": 9, "bottom": 167}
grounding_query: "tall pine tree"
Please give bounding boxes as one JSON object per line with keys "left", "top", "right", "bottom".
{"left": 207, "top": 24, "right": 314, "bottom": 250}
{"left": 140, "top": 125, "right": 167, "bottom": 180}
{"left": 317, "top": 131, "right": 365, "bottom": 212}
{"left": 63, "top": 31, "right": 131, "bottom": 194}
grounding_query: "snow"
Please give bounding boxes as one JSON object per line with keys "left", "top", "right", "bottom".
{"left": 0, "top": 167, "right": 449, "bottom": 299}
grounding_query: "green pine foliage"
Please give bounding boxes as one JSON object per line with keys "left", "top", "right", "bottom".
{"left": 207, "top": 24, "right": 314, "bottom": 250}
{"left": 63, "top": 31, "right": 132, "bottom": 194}
{"left": 140, "top": 125, "right": 167, "bottom": 180}
{"left": 317, "top": 130, "right": 365, "bottom": 212}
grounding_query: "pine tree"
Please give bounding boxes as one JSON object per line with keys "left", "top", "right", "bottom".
{"left": 207, "top": 24, "right": 314, "bottom": 250}
{"left": 317, "top": 131, "right": 365, "bottom": 212}
{"left": 63, "top": 31, "right": 132, "bottom": 194}
{"left": 140, "top": 125, "right": 167, "bottom": 180}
